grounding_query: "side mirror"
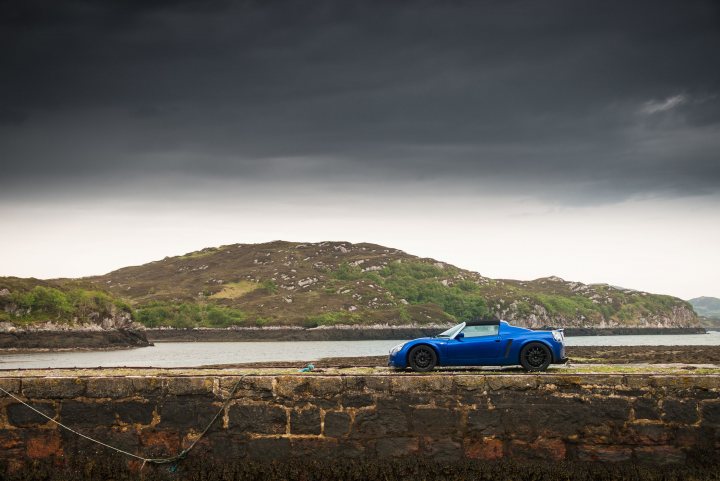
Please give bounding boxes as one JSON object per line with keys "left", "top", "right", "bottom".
{"left": 456, "top": 332, "right": 465, "bottom": 340}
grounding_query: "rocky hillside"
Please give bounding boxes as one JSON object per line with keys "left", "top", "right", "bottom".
{"left": 72, "top": 240, "right": 696, "bottom": 329}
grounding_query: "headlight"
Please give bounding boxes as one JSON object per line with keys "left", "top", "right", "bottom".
{"left": 552, "top": 330, "right": 564, "bottom": 342}
{"left": 390, "top": 342, "right": 406, "bottom": 354}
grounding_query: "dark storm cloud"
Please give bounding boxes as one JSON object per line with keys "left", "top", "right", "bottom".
{"left": 1, "top": 0, "right": 719, "bottom": 202}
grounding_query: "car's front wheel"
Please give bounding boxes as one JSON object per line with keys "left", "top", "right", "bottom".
{"left": 408, "top": 345, "right": 437, "bottom": 372}
{"left": 519, "top": 342, "right": 552, "bottom": 372}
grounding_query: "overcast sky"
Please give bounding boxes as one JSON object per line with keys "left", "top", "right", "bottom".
{"left": 1, "top": 0, "right": 719, "bottom": 299}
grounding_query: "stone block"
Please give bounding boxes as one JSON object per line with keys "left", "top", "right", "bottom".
{"left": 275, "top": 376, "right": 343, "bottom": 400}
{"left": 353, "top": 408, "right": 409, "bottom": 438}
{"left": 593, "top": 396, "right": 632, "bottom": 422}
{"left": 577, "top": 444, "right": 632, "bottom": 462}
{"left": 651, "top": 376, "right": 705, "bottom": 390}
{"left": 341, "top": 392, "right": 374, "bottom": 408}
{"left": 508, "top": 438, "right": 566, "bottom": 461}
{"left": 375, "top": 437, "right": 419, "bottom": 458}
{"left": 674, "top": 387, "right": 720, "bottom": 401}
{"left": 246, "top": 437, "right": 291, "bottom": 460}
{"left": 432, "top": 395, "right": 465, "bottom": 409}
{"left": 634, "top": 445, "right": 686, "bottom": 464}
{"left": 324, "top": 411, "right": 351, "bottom": 438}
{"left": 394, "top": 392, "right": 435, "bottom": 406}
{"left": 673, "top": 426, "right": 704, "bottom": 449}
{"left": 166, "top": 377, "right": 215, "bottom": 397}
{"left": 634, "top": 397, "right": 660, "bottom": 420}
{"left": 306, "top": 377, "right": 345, "bottom": 398}
{"left": 375, "top": 398, "right": 408, "bottom": 412}
{"left": 220, "top": 376, "right": 274, "bottom": 399}
{"left": 159, "top": 397, "right": 221, "bottom": 429}
{"left": 24, "top": 430, "right": 63, "bottom": 459}
{"left": 464, "top": 436, "right": 504, "bottom": 460}
{"left": 624, "top": 423, "right": 672, "bottom": 445}
{"left": 61, "top": 400, "right": 117, "bottom": 426}
{"left": 114, "top": 401, "right": 155, "bottom": 425}
{"left": 228, "top": 404, "right": 286, "bottom": 435}
{"left": 691, "top": 376, "right": 720, "bottom": 390}
{"left": 273, "top": 377, "right": 308, "bottom": 399}
{"left": 0, "top": 430, "right": 22, "bottom": 451}
{"left": 486, "top": 375, "right": 538, "bottom": 391}
{"left": 7, "top": 401, "right": 56, "bottom": 427}
{"left": 71, "top": 428, "right": 139, "bottom": 454}
{"left": 203, "top": 432, "right": 247, "bottom": 460}
{"left": 86, "top": 378, "right": 135, "bottom": 398}
{"left": 623, "top": 375, "right": 652, "bottom": 390}
{"left": 0, "top": 379, "right": 21, "bottom": 394}
{"left": 421, "top": 437, "right": 463, "bottom": 461}
{"left": 363, "top": 376, "right": 392, "bottom": 394}
{"left": 579, "top": 375, "right": 625, "bottom": 388}
{"left": 491, "top": 392, "right": 629, "bottom": 439}
{"left": 534, "top": 437, "right": 566, "bottom": 461}
{"left": 454, "top": 376, "right": 486, "bottom": 391}
{"left": 466, "top": 405, "right": 503, "bottom": 435}
{"left": 537, "top": 375, "right": 584, "bottom": 388}
{"left": 290, "top": 406, "right": 321, "bottom": 435}
{"left": 130, "top": 377, "right": 164, "bottom": 396}
{"left": 662, "top": 399, "right": 698, "bottom": 424}
{"left": 22, "top": 377, "right": 85, "bottom": 399}
{"left": 342, "top": 376, "right": 366, "bottom": 391}
{"left": 290, "top": 438, "right": 340, "bottom": 459}
{"left": 140, "top": 429, "right": 182, "bottom": 457}
{"left": 390, "top": 376, "right": 453, "bottom": 395}
{"left": 410, "top": 407, "right": 462, "bottom": 436}
{"left": 700, "top": 401, "right": 720, "bottom": 427}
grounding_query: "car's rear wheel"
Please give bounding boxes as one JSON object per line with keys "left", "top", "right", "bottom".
{"left": 408, "top": 345, "right": 437, "bottom": 372}
{"left": 520, "top": 342, "right": 552, "bottom": 372}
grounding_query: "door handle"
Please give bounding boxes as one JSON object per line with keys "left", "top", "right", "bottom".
{"left": 494, "top": 339, "right": 501, "bottom": 342}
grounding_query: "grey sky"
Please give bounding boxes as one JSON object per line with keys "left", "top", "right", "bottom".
{"left": 1, "top": 0, "right": 719, "bottom": 298}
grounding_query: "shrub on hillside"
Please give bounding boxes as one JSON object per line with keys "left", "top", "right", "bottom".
{"left": 134, "top": 302, "right": 247, "bottom": 328}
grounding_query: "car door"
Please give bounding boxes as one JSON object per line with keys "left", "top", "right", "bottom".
{"left": 443, "top": 325, "right": 502, "bottom": 365}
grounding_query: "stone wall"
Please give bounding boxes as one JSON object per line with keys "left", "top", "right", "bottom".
{"left": 1, "top": 373, "right": 719, "bottom": 480}
{"left": 0, "top": 329, "right": 151, "bottom": 350}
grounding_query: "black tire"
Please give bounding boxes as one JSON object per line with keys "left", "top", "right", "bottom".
{"left": 519, "top": 342, "right": 552, "bottom": 372}
{"left": 408, "top": 345, "right": 437, "bottom": 372}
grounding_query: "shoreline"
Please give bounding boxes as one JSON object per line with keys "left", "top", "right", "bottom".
{"left": 144, "top": 326, "right": 708, "bottom": 342}
{"left": 0, "top": 326, "right": 709, "bottom": 352}
{"left": 0, "top": 329, "right": 152, "bottom": 351}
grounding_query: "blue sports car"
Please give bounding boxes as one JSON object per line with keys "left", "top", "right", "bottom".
{"left": 388, "top": 320, "right": 567, "bottom": 372}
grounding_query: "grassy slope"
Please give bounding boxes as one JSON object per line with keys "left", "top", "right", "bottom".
{"left": 0, "top": 241, "right": 698, "bottom": 329}
{"left": 72, "top": 240, "right": 697, "bottom": 329}
{"left": 0, "top": 277, "right": 132, "bottom": 327}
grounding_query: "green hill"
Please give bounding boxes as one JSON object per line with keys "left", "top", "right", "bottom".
{"left": 689, "top": 297, "right": 720, "bottom": 318}
{"left": 0, "top": 241, "right": 698, "bottom": 329}
{"left": 689, "top": 297, "right": 720, "bottom": 328}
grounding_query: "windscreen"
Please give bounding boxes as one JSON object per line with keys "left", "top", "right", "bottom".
{"left": 436, "top": 322, "right": 465, "bottom": 338}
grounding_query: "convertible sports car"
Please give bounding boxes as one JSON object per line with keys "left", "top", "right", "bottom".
{"left": 388, "top": 320, "right": 567, "bottom": 372}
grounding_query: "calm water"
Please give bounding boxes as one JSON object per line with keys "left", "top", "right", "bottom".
{"left": 1, "top": 332, "right": 719, "bottom": 369}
